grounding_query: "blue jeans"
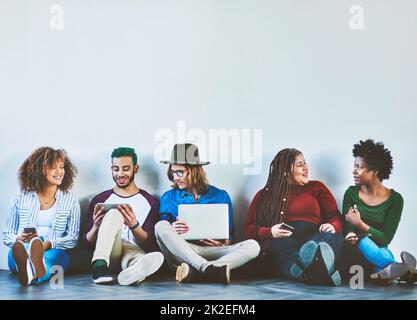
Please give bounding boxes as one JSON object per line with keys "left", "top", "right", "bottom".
{"left": 357, "top": 236, "right": 395, "bottom": 272}
{"left": 265, "top": 221, "right": 343, "bottom": 281}
{"left": 8, "top": 244, "right": 69, "bottom": 284}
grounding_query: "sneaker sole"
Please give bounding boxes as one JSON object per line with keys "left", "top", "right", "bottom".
{"left": 93, "top": 276, "right": 115, "bottom": 284}
{"left": 401, "top": 251, "right": 417, "bottom": 275}
{"left": 29, "top": 239, "right": 46, "bottom": 280}
{"left": 176, "top": 263, "right": 191, "bottom": 283}
{"left": 12, "top": 242, "right": 31, "bottom": 286}
{"left": 224, "top": 264, "right": 231, "bottom": 284}
{"left": 318, "top": 242, "right": 341, "bottom": 286}
{"left": 318, "top": 242, "right": 335, "bottom": 275}
{"left": 299, "top": 241, "right": 319, "bottom": 270}
{"left": 118, "top": 252, "right": 164, "bottom": 286}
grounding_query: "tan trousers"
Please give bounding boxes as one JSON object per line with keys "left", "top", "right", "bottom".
{"left": 92, "top": 209, "right": 145, "bottom": 271}
{"left": 155, "top": 220, "right": 260, "bottom": 273}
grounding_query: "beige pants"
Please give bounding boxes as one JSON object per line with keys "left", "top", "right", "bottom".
{"left": 155, "top": 220, "right": 260, "bottom": 273}
{"left": 92, "top": 209, "right": 145, "bottom": 271}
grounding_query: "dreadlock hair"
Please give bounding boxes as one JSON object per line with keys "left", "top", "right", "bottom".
{"left": 352, "top": 139, "right": 393, "bottom": 181}
{"left": 255, "top": 148, "right": 302, "bottom": 227}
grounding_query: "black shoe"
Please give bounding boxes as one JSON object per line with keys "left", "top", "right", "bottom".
{"left": 92, "top": 260, "right": 114, "bottom": 284}
{"left": 399, "top": 270, "right": 417, "bottom": 284}
{"left": 175, "top": 262, "right": 199, "bottom": 283}
{"left": 370, "top": 262, "right": 410, "bottom": 285}
{"left": 303, "top": 242, "right": 341, "bottom": 286}
{"left": 204, "top": 265, "right": 230, "bottom": 284}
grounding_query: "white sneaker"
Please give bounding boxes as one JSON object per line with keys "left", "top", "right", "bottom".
{"left": 93, "top": 275, "right": 115, "bottom": 284}
{"left": 117, "top": 252, "right": 164, "bottom": 286}
{"left": 12, "top": 241, "right": 34, "bottom": 286}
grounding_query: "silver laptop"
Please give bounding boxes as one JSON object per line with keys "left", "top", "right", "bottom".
{"left": 178, "top": 203, "right": 229, "bottom": 240}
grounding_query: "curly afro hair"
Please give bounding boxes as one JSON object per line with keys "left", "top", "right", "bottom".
{"left": 352, "top": 139, "right": 393, "bottom": 181}
{"left": 18, "top": 147, "right": 78, "bottom": 192}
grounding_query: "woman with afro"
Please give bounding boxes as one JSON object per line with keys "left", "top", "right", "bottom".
{"left": 2, "top": 147, "right": 80, "bottom": 286}
{"left": 343, "top": 139, "right": 416, "bottom": 284}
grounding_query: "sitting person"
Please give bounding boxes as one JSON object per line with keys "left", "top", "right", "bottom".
{"left": 342, "top": 139, "right": 416, "bottom": 284}
{"left": 155, "top": 143, "right": 260, "bottom": 284}
{"left": 3, "top": 147, "right": 80, "bottom": 286}
{"left": 83, "top": 147, "right": 164, "bottom": 285}
{"left": 245, "top": 148, "right": 344, "bottom": 286}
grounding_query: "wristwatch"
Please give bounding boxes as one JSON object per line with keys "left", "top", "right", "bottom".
{"left": 130, "top": 221, "right": 140, "bottom": 230}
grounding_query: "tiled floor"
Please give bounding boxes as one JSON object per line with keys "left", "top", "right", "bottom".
{"left": 0, "top": 270, "right": 416, "bottom": 300}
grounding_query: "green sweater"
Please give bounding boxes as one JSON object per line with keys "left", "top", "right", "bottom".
{"left": 342, "top": 186, "right": 404, "bottom": 247}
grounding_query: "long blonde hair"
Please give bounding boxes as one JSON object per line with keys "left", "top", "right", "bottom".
{"left": 168, "top": 164, "right": 209, "bottom": 195}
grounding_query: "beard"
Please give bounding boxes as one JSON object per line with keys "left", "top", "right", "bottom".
{"left": 113, "top": 174, "right": 135, "bottom": 189}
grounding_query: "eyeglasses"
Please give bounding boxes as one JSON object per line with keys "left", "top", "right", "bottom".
{"left": 169, "top": 169, "right": 185, "bottom": 178}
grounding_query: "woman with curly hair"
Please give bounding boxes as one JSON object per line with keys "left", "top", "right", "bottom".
{"left": 2, "top": 147, "right": 81, "bottom": 286}
{"left": 342, "top": 139, "right": 417, "bottom": 284}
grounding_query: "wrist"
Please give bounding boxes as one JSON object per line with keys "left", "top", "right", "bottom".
{"left": 90, "top": 225, "right": 100, "bottom": 236}
{"left": 129, "top": 220, "right": 140, "bottom": 230}
{"left": 359, "top": 221, "right": 369, "bottom": 232}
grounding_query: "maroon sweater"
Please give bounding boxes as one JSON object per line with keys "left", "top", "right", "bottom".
{"left": 245, "top": 180, "right": 342, "bottom": 251}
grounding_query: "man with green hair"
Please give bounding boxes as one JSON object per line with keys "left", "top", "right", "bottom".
{"left": 83, "top": 147, "right": 164, "bottom": 285}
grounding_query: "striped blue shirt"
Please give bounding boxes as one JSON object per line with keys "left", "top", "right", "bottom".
{"left": 3, "top": 190, "right": 81, "bottom": 250}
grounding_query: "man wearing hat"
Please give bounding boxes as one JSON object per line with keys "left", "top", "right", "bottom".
{"left": 154, "top": 143, "right": 260, "bottom": 284}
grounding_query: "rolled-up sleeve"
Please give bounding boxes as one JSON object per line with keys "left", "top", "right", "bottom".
{"left": 50, "top": 199, "right": 81, "bottom": 250}
{"left": 3, "top": 198, "right": 20, "bottom": 248}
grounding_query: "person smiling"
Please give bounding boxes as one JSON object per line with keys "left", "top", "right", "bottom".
{"left": 155, "top": 143, "right": 260, "bottom": 284}
{"left": 245, "top": 148, "right": 344, "bottom": 286}
{"left": 83, "top": 147, "right": 164, "bottom": 285}
{"left": 342, "top": 139, "right": 417, "bottom": 284}
{"left": 2, "top": 147, "right": 80, "bottom": 286}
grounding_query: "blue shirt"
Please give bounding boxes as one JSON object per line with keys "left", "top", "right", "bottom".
{"left": 159, "top": 185, "right": 234, "bottom": 239}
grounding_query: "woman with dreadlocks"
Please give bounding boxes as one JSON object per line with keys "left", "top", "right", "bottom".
{"left": 342, "top": 139, "right": 416, "bottom": 284}
{"left": 245, "top": 148, "right": 343, "bottom": 286}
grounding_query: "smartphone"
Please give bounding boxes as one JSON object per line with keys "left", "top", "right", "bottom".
{"left": 279, "top": 223, "right": 294, "bottom": 231}
{"left": 345, "top": 233, "right": 370, "bottom": 241}
{"left": 23, "top": 227, "right": 37, "bottom": 234}
{"left": 97, "top": 203, "right": 129, "bottom": 212}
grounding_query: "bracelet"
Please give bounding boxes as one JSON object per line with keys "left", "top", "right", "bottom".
{"left": 130, "top": 221, "right": 140, "bottom": 230}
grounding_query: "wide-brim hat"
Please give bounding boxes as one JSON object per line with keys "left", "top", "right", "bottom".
{"left": 160, "top": 143, "right": 210, "bottom": 166}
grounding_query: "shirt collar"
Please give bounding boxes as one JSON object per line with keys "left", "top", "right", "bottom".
{"left": 178, "top": 185, "right": 210, "bottom": 199}
{"left": 32, "top": 189, "right": 63, "bottom": 199}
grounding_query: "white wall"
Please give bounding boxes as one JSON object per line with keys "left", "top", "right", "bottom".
{"left": 1, "top": 0, "right": 416, "bottom": 270}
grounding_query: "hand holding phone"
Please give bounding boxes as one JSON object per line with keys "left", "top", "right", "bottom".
{"left": 18, "top": 227, "right": 38, "bottom": 243}
{"left": 279, "top": 223, "right": 294, "bottom": 231}
{"left": 23, "top": 227, "right": 37, "bottom": 234}
{"left": 271, "top": 223, "right": 293, "bottom": 238}
{"left": 345, "top": 233, "right": 370, "bottom": 241}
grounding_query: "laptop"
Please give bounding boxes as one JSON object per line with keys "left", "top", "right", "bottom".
{"left": 178, "top": 203, "right": 229, "bottom": 240}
